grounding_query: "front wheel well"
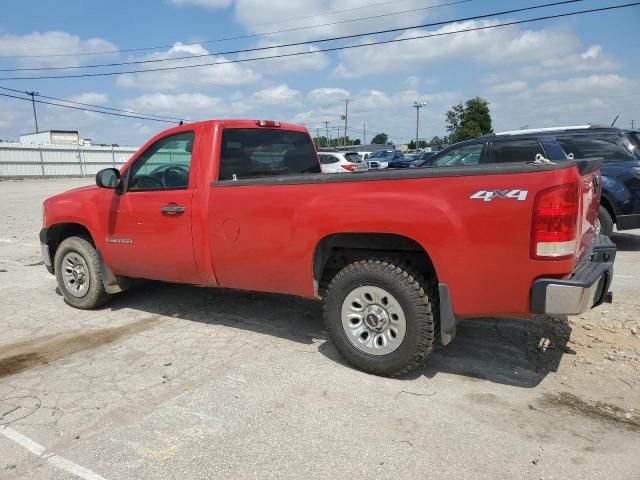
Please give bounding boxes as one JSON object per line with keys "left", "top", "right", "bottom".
{"left": 313, "top": 233, "right": 437, "bottom": 297}
{"left": 46, "top": 223, "right": 95, "bottom": 267}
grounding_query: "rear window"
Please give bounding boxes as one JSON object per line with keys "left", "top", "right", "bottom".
{"left": 219, "top": 129, "right": 319, "bottom": 180}
{"left": 344, "top": 152, "right": 363, "bottom": 163}
{"left": 557, "top": 134, "right": 637, "bottom": 161}
{"left": 319, "top": 154, "right": 338, "bottom": 165}
{"left": 490, "top": 139, "right": 544, "bottom": 163}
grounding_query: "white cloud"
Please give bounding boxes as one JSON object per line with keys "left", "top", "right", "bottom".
{"left": 307, "top": 87, "right": 350, "bottom": 106}
{"left": 0, "top": 31, "right": 117, "bottom": 67}
{"left": 233, "top": 0, "right": 436, "bottom": 43}
{"left": 122, "top": 93, "right": 224, "bottom": 120}
{"left": 518, "top": 44, "right": 616, "bottom": 77}
{"left": 237, "top": 41, "right": 330, "bottom": 74}
{"left": 66, "top": 92, "right": 108, "bottom": 105}
{"left": 486, "top": 74, "right": 640, "bottom": 132}
{"left": 536, "top": 74, "right": 628, "bottom": 96}
{"left": 485, "top": 81, "right": 527, "bottom": 95}
{"left": 116, "top": 42, "right": 260, "bottom": 90}
{"left": 167, "top": 0, "right": 231, "bottom": 7}
{"left": 251, "top": 84, "right": 300, "bottom": 106}
{"left": 333, "top": 21, "right": 593, "bottom": 78}
{"left": 401, "top": 75, "right": 421, "bottom": 90}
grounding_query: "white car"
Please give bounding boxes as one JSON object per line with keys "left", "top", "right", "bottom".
{"left": 318, "top": 151, "right": 369, "bottom": 173}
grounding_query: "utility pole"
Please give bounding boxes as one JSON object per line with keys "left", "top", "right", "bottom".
{"left": 363, "top": 122, "right": 366, "bottom": 145}
{"left": 323, "top": 121, "right": 330, "bottom": 147}
{"left": 342, "top": 99, "right": 351, "bottom": 147}
{"left": 26, "top": 91, "right": 40, "bottom": 132}
{"left": 413, "top": 101, "right": 425, "bottom": 150}
{"left": 316, "top": 128, "right": 321, "bottom": 148}
{"left": 632, "top": 119, "right": 636, "bottom": 129}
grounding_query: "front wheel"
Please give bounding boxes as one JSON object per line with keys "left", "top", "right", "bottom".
{"left": 54, "top": 236, "right": 111, "bottom": 309}
{"left": 323, "top": 259, "right": 435, "bottom": 377}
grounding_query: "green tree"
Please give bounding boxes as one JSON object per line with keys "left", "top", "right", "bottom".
{"left": 371, "top": 133, "right": 388, "bottom": 144}
{"left": 408, "top": 140, "right": 416, "bottom": 149}
{"left": 428, "top": 136, "right": 443, "bottom": 146}
{"left": 353, "top": 138, "right": 361, "bottom": 145}
{"left": 417, "top": 140, "right": 428, "bottom": 148}
{"left": 446, "top": 97, "right": 493, "bottom": 143}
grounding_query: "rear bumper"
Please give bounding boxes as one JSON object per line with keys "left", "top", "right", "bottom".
{"left": 616, "top": 213, "right": 640, "bottom": 231}
{"left": 531, "top": 235, "right": 616, "bottom": 315}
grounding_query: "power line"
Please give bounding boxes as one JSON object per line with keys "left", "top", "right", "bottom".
{"left": 1, "top": 2, "right": 633, "bottom": 82}
{"left": 0, "top": 0, "right": 473, "bottom": 61}
{"left": 0, "top": 92, "right": 178, "bottom": 123}
{"left": 0, "top": 0, "right": 584, "bottom": 72}
{"left": 0, "top": 85, "right": 184, "bottom": 121}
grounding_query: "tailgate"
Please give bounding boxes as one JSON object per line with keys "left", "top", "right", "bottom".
{"left": 576, "top": 159, "right": 602, "bottom": 263}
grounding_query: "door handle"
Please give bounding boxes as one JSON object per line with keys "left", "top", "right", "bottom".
{"left": 160, "top": 203, "right": 186, "bottom": 214}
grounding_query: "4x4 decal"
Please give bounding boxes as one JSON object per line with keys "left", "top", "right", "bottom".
{"left": 470, "top": 189, "right": 528, "bottom": 202}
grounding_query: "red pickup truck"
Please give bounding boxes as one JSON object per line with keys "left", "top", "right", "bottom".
{"left": 40, "top": 119, "right": 616, "bottom": 376}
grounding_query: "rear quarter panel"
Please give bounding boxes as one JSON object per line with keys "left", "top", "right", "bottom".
{"left": 207, "top": 166, "right": 582, "bottom": 317}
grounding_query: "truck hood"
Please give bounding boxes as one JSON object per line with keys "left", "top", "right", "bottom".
{"left": 44, "top": 184, "right": 99, "bottom": 205}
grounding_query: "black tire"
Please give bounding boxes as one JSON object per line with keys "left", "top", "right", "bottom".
{"left": 54, "top": 236, "right": 111, "bottom": 309}
{"left": 597, "top": 205, "right": 614, "bottom": 237}
{"left": 323, "top": 259, "right": 435, "bottom": 377}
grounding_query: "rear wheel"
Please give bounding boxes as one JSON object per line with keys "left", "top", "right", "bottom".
{"left": 323, "top": 259, "right": 435, "bottom": 377}
{"left": 54, "top": 236, "right": 111, "bottom": 309}
{"left": 595, "top": 205, "right": 614, "bottom": 236}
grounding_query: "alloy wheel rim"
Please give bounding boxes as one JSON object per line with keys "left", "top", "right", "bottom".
{"left": 341, "top": 285, "right": 406, "bottom": 356}
{"left": 61, "top": 252, "right": 90, "bottom": 298}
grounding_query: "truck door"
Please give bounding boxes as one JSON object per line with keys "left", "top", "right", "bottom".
{"left": 103, "top": 130, "right": 199, "bottom": 283}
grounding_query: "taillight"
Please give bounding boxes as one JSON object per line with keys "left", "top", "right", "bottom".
{"left": 341, "top": 164, "right": 356, "bottom": 171}
{"left": 531, "top": 182, "right": 580, "bottom": 260}
{"left": 255, "top": 120, "right": 281, "bottom": 127}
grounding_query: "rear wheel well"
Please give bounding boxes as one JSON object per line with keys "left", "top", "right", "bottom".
{"left": 46, "top": 223, "right": 94, "bottom": 267}
{"left": 313, "top": 233, "right": 437, "bottom": 297}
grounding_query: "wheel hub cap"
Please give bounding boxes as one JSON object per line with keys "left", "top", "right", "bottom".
{"left": 364, "top": 305, "right": 389, "bottom": 332}
{"left": 61, "top": 251, "right": 90, "bottom": 298}
{"left": 341, "top": 285, "right": 407, "bottom": 356}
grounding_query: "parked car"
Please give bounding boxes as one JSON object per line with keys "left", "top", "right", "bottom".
{"left": 419, "top": 125, "right": 640, "bottom": 236}
{"left": 368, "top": 149, "right": 410, "bottom": 168}
{"left": 364, "top": 149, "right": 391, "bottom": 169}
{"left": 318, "top": 151, "right": 368, "bottom": 173}
{"left": 40, "top": 119, "right": 615, "bottom": 377}
{"left": 410, "top": 151, "right": 437, "bottom": 167}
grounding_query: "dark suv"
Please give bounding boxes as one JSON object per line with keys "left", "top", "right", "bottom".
{"left": 418, "top": 126, "right": 640, "bottom": 235}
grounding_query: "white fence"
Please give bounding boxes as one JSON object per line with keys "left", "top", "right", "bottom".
{"left": 0, "top": 143, "right": 138, "bottom": 178}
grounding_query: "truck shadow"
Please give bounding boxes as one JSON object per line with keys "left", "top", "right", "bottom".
{"left": 415, "top": 316, "right": 572, "bottom": 388}
{"left": 611, "top": 232, "right": 640, "bottom": 251}
{"left": 105, "top": 281, "right": 571, "bottom": 389}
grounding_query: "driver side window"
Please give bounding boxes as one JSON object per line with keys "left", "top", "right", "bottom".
{"left": 128, "top": 132, "right": 194, "bottom": 191}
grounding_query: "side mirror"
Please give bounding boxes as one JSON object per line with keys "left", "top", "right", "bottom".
{"left": 96, "top": 168, "right": 121, "bottom": 189}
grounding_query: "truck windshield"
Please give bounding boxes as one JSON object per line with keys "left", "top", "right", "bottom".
{"left": 219, "top": 129, "right": 319, "bottom": 180}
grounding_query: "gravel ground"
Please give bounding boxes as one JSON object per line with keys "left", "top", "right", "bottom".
{"left": 0, "top": 178, "right": 639, "bottom": 480}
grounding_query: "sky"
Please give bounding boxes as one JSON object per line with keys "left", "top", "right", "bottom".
{"left": 0, "top": 0, "right": 638, "bottom": 146}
